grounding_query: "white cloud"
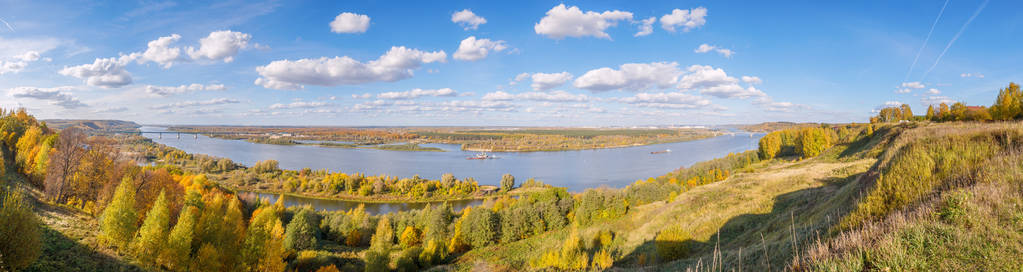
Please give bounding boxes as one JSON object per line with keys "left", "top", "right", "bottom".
{"left": 254, "top": 46, "right": 447, "bottom": 90}
{"left": 482, "top": 90, "right": 589, "bottom": 102}
{"left": 377, "top": 88, "right": 458, "bottom": 99}
{"left": 634, "top": 17, "right": 656, "bottom": 37}
{"left": 921, "top": 95, "right": 955, "bottom": 105}
{"left": 660, "top": 7, "right": 707, "bottom": 32}
{"left": 613, "top": 92, "right": 713, "bottom": 109}
{"left": 138, "top": 34, "right": 184, "bottom": 68}
{"left": 960, "top": 72, "right": 984, "bottom": 78}
{"left": 0, "top": 50, "right": 44, "bottom": 75}
{"left": 754, "top": 97, "right": 809, "bottom": 113}
{"left": 678, "top": 65, "right": 764, "bottom": 99}
{"left": 927, "top": 88, "right": 941, "bottom": 94}
{"left": 94, "top": 106, "right": 128, "bottom": 113}
{"left": 150, "top": 98, "right": 240, "bottom": 109}
{"left": 330, "top": 12, "right": 371, "bottom": 33}
{"left": 453, "top": 36, "right": 507, "bottom": 61}
{"left": 269, "top": 101, "right": 330, "bottom": 109}
{"left": 145, "top": 83, "right": 227, "bottom": 96}
{"left": 574, "top": 62, "right": 682, "bottom": 92}
{"left": 59, "top": 55, "right": 134, "bottom": 88}
{"left": 741, "top": 76, "right": 762, "bottom": 85}
{"left": 452, "top": 9, "right": 486, "bottom": 30}
{"left": 352, "top": 93, "right": 372, "bottom": 99}
{"left": 901, "top": 81, "right": 925, "bottom": 89}
{"left": 534, "top": 4, "right": 633, "bottom": 40}
{"left": 187, "top": 30, "right": 251, "bottom": 63}
{"left": 693, "top": 43, "right": 733, "bottom": 58}
{"left": 531, "top": 72, "right": 573, "bottom": 91}
{"left": 8, "top": 86, "right": 86, "bottom": 109}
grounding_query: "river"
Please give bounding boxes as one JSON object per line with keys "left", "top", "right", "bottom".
{"left": 142, "top": 126, "right": 761, "bottom": 213}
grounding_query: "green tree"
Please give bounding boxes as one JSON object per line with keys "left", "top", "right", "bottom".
{"left": 101, "top": 178, "right": 138, "bottom": 250}
{"left": 500, "top": 174, "right": 515, "bottom": 192}
{"left": 364, "top": 250, "right": 390, "bottom": 272}
{"left": 370, "top": 215, "right": 394, "bottom": 251}
{"left": 0, "top": 188, "right": 41, "bottom": 271}
{"left": 284, "top": 208, "right": 319, "bottom": 252}
{"left": 160, "top": 206, "right": 197, "bottom": 271}
{"left": 134, "top": 191, "right": 170, "bottom": 267}
{"left": 462, "top": 207, "right": 498, "bottom": 248}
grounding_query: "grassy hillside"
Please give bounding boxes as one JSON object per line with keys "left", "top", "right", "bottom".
{"left": 450, "top": 121, "right": 1023, "bottom": 271}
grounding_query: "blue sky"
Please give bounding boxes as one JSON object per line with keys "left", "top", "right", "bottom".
{"left": 1, "top": 0, "right": 1020, "bottom": 126}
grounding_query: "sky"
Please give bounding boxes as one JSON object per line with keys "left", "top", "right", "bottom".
{"left": 1, "top": 0, "right": 1021, "bottom": 126}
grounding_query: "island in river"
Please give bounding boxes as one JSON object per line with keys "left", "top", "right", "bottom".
{"left": 167, "top": 125, "right": 721, "bottom": 152}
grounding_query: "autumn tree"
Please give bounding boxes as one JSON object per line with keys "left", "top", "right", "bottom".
{"left": 990, "top": 82, "right": 1021, "bottom": 120}
{"left": 370, "top": 215, "right": 394, "bottom": 251}
{"left": 193, "top": 243, "right": 223, "bottom": 272}
{"left": 399, "top": 226, "right": 421, "bottom": 248}
{"left": 938, "top": 102, "right": 951, "bottom": 121}
{"left": 900, "top": 104, "right": 913, "bottom": 119}
{"left": 134, "top": 191, "right": 171, "bottom": 267}
{"left": 101, "top": 178, "right": 138, "bottom": 250}
{"left": 926, "top": 105, "right": 936, "bottom": 120}
{"left": 160, "top": 206, "right": 197, "bottom": 271}
{"left": 462, "top": 207, "right": 499, "bottom": 248}
{"left": 45, "top": 127, "right": 86, "bottom": 202}
{"left": 758, "top": 132, "right": 781, "bottom": 160}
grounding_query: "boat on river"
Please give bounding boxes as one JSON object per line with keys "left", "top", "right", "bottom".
{"left": 467, "top": 152, "right": 497, "bottom": 160}
{"left": 650, "top": 149, "right": 671, "bottom": 154}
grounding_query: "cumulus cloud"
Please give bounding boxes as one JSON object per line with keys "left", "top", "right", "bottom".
{"left": 574, "top": 62, "right": 682, "bottom": 92}
{"left": 377, "top": 88, "right": 458, "bottom": 99}
{"left": 187, "top": 30, "right": 251, "bottom": 63}
{"left": 0, "top": 50, "right": 44, "bottom": 75}
{"left": 693, "top": 43, "right": 733, "bottom": 58}
{"left": 330, "top": 12, "right": 371, "bottom": 33}
{"left": 59, "top": 55, "right": 134, "bottom": 88}
{"left": 927, "top": 88, "right": 941, "bottom": 94}
{"left": 741, "top": 76, "right": 762, "bottom": 85}
{"left": 145, "top": 83, "right": 227, "bottom": 96}
{"left": 352, "top": 93, "right": 372, "bottom": 99}
{"left": 94, "top": 106, "right": 128, "bottom": 113}
{"left": 896, "top": 81, "right": 925, "bottom": 94}
{"left": 254, "top": 46, "right": 447, "bottom": 90}
{"left": 534, "top": 4, "right": 633, "bottom": 40}
{"left": 8, "top": 86, "right": 86, "bottom": 109}
{"left": 660, "top": 7, "right": 707, "bottom": 32}
{"left": 453, "top": 36, "right": 507, "bottom": 61}
{"left": 150, "top": 98, "right": 240, "bottom": 109}
{"left": 482, "top": 90, "right": 589, "bottom": 102}
{"left": 531, "top": 72, "right": 573, "bottom": 91}
{"left": 269, "top": 101, "right": 330, "bottom": 109}
{"left": 678, "top": 65, "right": 764, "bottom": 99}
{"left": 452, "top": 9, "right": 486, "bottom": 30}
{"left": 138, "top": 34, "right": 184, "bottom": 68}
{"left": 634, "top": 17, "right": 656, "bottom": 37}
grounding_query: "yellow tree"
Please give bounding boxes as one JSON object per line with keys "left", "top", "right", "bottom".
{"left": 134, "top": 191, "right": 170, "bottom": 267}
{"left": 101, "top": 178, "right": 138, "bottom": 250}
{"left": 160, "top": 206, "right": 197, "bottom": 271}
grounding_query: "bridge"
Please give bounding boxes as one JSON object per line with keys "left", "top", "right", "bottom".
{"left": 109, "top": 130, "right": 254, "bottom": 139}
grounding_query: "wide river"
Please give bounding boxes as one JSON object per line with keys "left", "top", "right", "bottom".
{"left": 142, "top": 126, "right": 761, "bottom": 213}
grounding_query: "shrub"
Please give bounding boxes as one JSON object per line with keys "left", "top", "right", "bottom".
{"left": 591, "top": 249, "right": 614, "bottom": 270}
{"left": 0, "top": 188, "right": 41, "bottom": 271}
{"left": 101, "top": 178, "right": 138, "bottom": 250}
{"left": 655, "top": 226, "right": 692, "bottom": 262}
{"left": 363, "top": 250, "right": 390, "bottom": 272}
{"left": 395, "top": 247, "right": 421, "bottom": 272}
{"left": 399, "top": 226, "right": 421, "bottom": 248}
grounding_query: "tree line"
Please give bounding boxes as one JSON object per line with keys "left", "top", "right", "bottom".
{"left": 872, "top": 82, "right": 1022, "bottom": 123}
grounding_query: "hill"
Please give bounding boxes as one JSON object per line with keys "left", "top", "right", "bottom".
{"left": 43, "top": 119, "right": 140, "bottom": 134}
